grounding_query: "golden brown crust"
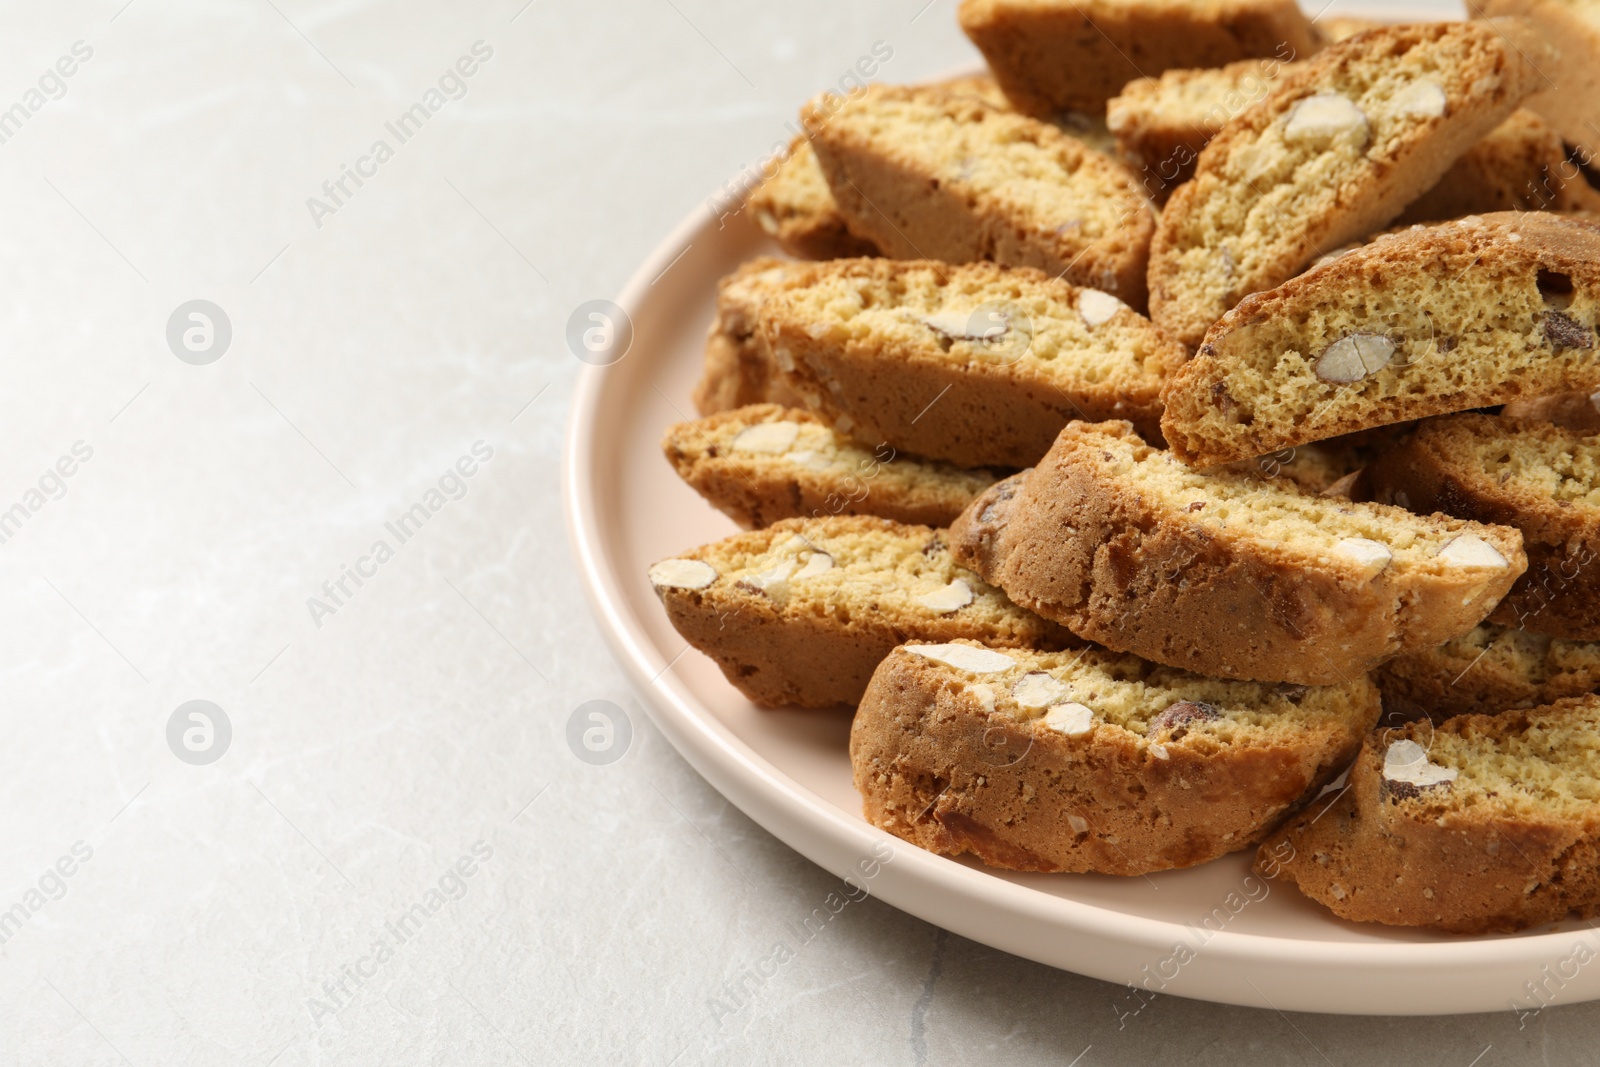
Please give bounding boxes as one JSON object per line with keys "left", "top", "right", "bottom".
{"left": 1163, "top": 212, "right": 1600, "bottom": 467}
{"left": 851, "top": 642, "right": 1378, "bottom": 874}
{"left": 1374, "top": 623, "right": 1600, "bottom": 721}
{"left": 1259, "top": 697, "right": 1600, "bottom": 933}
{"left": 949, "top": 421, "right": 1528, "bottom": 685}
{"left": 661, "top": 405, "right": 1001, "bottom": 529}
{"left": 649, "top": 517, "right": 1074, "bottom": 708}
{"left": 1149, "top": 20, "right": 1554, "bottom": 348}
{"left": 957, "top": 0, "right": 1319, "bottom": 117}
{"left": 1367, "top": 414, "right": 1600, "bottom": 639}
{"left": 802, "top": 85, "right": 1156, "bottom": 306}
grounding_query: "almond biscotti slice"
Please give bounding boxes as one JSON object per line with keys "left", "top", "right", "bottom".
{"left": 1162, "top": 212, "right": 1600, "bottom": 467}
{"left": 745, "top": 139, "right": 881, "bottom": 262}
{"left": 1397, "top": 108, "right": 1600, "bottom": 224}
{"left": 1108, "top": 57, "right": 1303, "bottom": 204}
{"left": 1148, "top": 20, "right": 1553, "bottom": 348}
{"left": 662, "top": 405, "right": 1001, "bottom": 529}
{"left": 950, "top": 421, "right": 1528, "bottom": 685}
{"left": 851, "top": 641, "right": 1379, "bottom": 875}
{"left": 1259, "top": 696, "right": 1600, "bottom": 933}
{"left": 691, "top": 258, "right": 817, "bottom": 416}
{"left": 957, "top": 0, "right": 1319, "bottom": 118}
{"left": 1471, "top": 0, "right": 1600, "bottom": 162}
{"left": 1375, "top": 622, "right": 1600, "bottom": 721}
{"left": 802, "top": 86, "right": 1157, "bottom": 306}
{"left": 761, "top": 259, "right": 1185, "bottom": 468}
{"left": 647, "top": 517, "right": 1073, "bottom": 708}
{"left": 1502, "top": 389, "right": 1600, "bottom": 432}
{"left": 1367, "top": 414, "right": 1600, "bottom": 640}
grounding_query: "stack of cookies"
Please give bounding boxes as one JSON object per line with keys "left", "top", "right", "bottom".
{"left": 646, "top": 1, "right": 1600, "bottom": 936}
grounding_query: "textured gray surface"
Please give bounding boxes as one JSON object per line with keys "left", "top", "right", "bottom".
{"left": 2, "top": 0, "right": 1597, "bottom": 1064}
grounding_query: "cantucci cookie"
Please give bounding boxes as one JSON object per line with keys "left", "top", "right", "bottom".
{"left": 745, "top": 76, "right": 1011, "bottom": 261}
{"left": 957, "top": 0, "right": 1319, "bottom": 118}
{"left": 745, "top": 138, "right": 881, "bottom": 261}
{"left": 691, "top": 258, "right": 815, "bottom": 416}
{"left": 1397, "top": 109, "right": 1600, "bottom": 224}
{"left": 1502, "top": 389, "right": 1600, "bottom": 433}
{"left": 647, "top": 517, "right": 1073, "bottom": 708}
{"left": 1148, "top": 20, "right": 1553, "bottom": 348}
{"left": 949, "top": 421, "right": 1528, "bottom": 685}
{"left": 802, "top": 85, "right": 1156, "bottom": 305}
{"left": 662, "top": 404, "right": 1001, "bottom": 529}
{"left": 1367, "top": 414, "right": 1600, "bottom": 640}
{"left": 850, "top": 641, "right": 1379, "bottom": 874}
{"left": 1108, "top": 57, "right": 1303, "bottom": 203}
{"left": 1162, "top": 213, "right": 1600, "bottom": 468}
{"left": 1259, "top": 696, "right": 1600, "bottom": 933}
{"left": 761, "top": 259, "right": 1185, "bottom": 468}
{"left": 1375, "top": 622, "right": 1600, "bottom": 721}
{"left": 1471, "top": 0, "right": 1600, "bottom": 162}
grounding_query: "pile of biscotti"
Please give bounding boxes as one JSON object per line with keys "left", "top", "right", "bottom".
{"left": 646, "top": 0, "right": 1600, "bottom": 936}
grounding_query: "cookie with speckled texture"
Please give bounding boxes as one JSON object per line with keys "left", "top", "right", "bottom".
{"left": 1375, "top": 622, "right": 1600, "bottom": 721}
{"left": 1260, "top": 696, "right": 1600, "bottom": 933}
{"left": 663, "top": 404, "right": 1002, "bottom": 530}
{"left": 958, "top": 0, "right": 1319, "bottom": 118}
{"left": 647, "top": 516, "right": 1073, "bottom": 708}
{"left": 760, "top": 259, "right": 1185, "bottom": 469}
{"left": 949, "top": 420, "right": 1528, "bottom": 685}
{"left": 1149, "top": 20, "right": 1553, "bottom": 348}
{"left": 851, "top": 640, "right": 1378, "bottom": 874}
{"left": 802, "top": 85, "right": 1157, "bottom": 306}
{"left": 1368, "top": 413, "right": 1600, "bottom": 640}
{"left": 1162, "top": 213, "right": 1600, "bottom": 468}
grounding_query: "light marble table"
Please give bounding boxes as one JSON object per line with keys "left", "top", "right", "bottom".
{"left": 2, "top": 0, "right": 1595, "bottom": 1064}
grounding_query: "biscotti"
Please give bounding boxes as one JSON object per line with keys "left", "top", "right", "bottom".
{"left": 1148, "top": 20, "right": 1553, "bottom": 348}
{"left": 957, "top": 0, "right": 1319, "bottom": 118}
{"left": 647, "top": 516, "right": 1073, "bottom": 708}
{"left": 1108, "top": 56, "right": 1302, "bottom": 203}
{"left": 691, "top": 258, "right": 815, "bottom": 416}
{"left": 1367, "top": 414, "right": 1600, "bottom": 640}
{"left": 761, "top": 259, "right": 1186, "bottom": 468}
{"left": 1502, "top": 389, "right": 1600, "bottom": 433}
{"left": 1397, "top": 109, "right": 1600, "bottom": 224}
{"left": 1375, "top": 622, "right": 1600, "bottom": 721}
{"left": 851, "top": 641, "right": 1379, "bottom": 875}
{"left": 662, "top": 404, "right": 1001, "bottom": 529}
{"left": 802, "top": 85, "right": 1157, "bottom": 305}
{"left": 745, "top": 76, "right": 1011, "bottom": 261}
{"left": 1259, "top": 696, "right": 1600, "bottom": 933}
{"left": 1162, "top": 213, "right": 1600, "bottom": 468}
{"left": 745, "top": 138, "right": 881, "bottom": 261}
{"left": 1470, "top": 0, "right": 1600, "bottom": 163}
{"left": 949, "top": 420, "right": 1528, "bottom": 685}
